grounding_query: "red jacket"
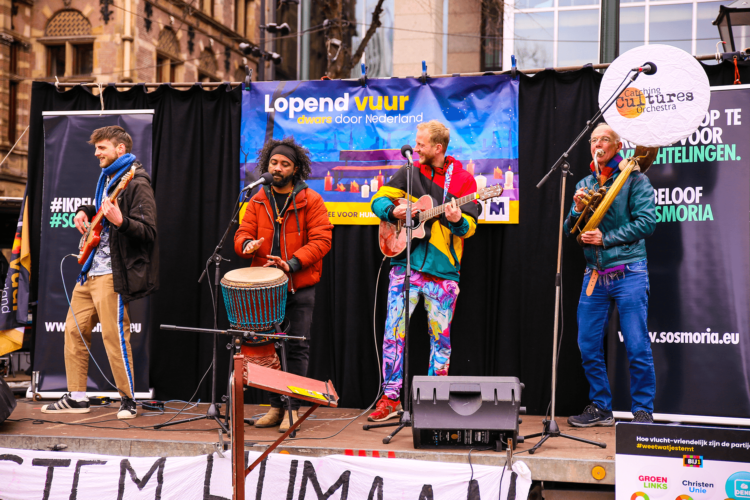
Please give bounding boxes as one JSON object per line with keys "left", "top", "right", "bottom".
{"left": 234, "top": 183, "right": 333, "bottom": 292}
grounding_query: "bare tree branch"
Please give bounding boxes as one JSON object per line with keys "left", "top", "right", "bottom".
{"left": 349, "top": 0, "right": 386, "bottom": 71}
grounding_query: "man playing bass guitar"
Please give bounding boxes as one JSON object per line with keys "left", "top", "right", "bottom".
{"left": 368, "top": 120, "right": 480, "bottom": 422}
{"left": 42, "top": 126, "right": 158, "bottom": 419}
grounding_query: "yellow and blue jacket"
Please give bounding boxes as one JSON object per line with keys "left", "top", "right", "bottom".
{"left": 371, "top": 156, "right": 479, "bottom": 282}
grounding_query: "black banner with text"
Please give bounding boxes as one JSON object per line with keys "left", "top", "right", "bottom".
{"left": 609, "top": 86, "right": 750, "bottom": 420}
{"left": 35, "top": 112, "right": 153, "bottom": 395}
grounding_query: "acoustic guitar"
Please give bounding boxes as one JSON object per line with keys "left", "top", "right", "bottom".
{"left": 77, "top": 166, "right": 137, "bottom": 264}
{"left": 378, "top": 184, "right": 504, "bottom": 258}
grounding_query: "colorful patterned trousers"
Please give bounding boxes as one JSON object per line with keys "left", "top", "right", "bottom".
{"left": 382, "top": 266, "right": 460, "bottom": 400}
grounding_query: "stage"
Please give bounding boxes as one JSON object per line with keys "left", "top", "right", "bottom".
{"left": 0, "top": 400, "right": 615, "bottom": 486}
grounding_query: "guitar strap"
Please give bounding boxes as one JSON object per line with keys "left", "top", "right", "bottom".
{"left": 441, "top": 160, "right": 461, "bottom": 271}
{"left": 442, "top": 161, "right": 454, "bottom": 204}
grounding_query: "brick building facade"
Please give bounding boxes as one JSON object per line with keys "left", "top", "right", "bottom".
{"left": 0, "top": 0, "right": 263, "bottom": 198}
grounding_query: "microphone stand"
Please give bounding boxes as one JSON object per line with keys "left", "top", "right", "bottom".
{"left": 363, "top": 150, "right": 415, "bottom": 444}
{"left": 525, "top": 68, "right": 645, "bottom": 453}
{"left": 157, "top": 180, "right": 262, "bottom": 432}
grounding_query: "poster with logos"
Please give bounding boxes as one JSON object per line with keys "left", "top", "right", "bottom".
{"left": 240, "top": 75, "right": 519, "bottom": 225}
{"left": 34, "top": 111, "right": 153, "bottom": 397}
{"left": 616, "top": 422, "right": 750, "bottom": 500}
{"left": 608, "top": 85, "right": 750, "bottom": 422}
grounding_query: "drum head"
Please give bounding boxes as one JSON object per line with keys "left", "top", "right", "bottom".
{"left": 222, "top": 267, "right": 287, "bottom": 287}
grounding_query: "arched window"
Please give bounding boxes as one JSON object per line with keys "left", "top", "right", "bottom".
{"left": 198, "top": 49, "right": 218, "bottom": 82}
{"left": 45, "top": 10, "right": 91, "bottom": 37}
{"left": 156, "top": 28, "right": 182, "bottom": 82}
{"left": 44, "top": 10, "right": 94, "bottom": 77}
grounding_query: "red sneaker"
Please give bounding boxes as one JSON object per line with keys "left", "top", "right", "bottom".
{"left": 368, "top": 395, "right": 402, "bottom": 422}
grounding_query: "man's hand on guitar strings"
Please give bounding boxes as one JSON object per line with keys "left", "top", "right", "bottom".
{"left": 445, "top": 199, "right": 462, "bottom": 223}
{"left": 392, "top": 203, "right": 421, "bottom": 220}
{"left": 101, "top": 198, "right": 124, "bottom": 227}
{"left": 73, "top": 211, "right": 90, "bottom": 235}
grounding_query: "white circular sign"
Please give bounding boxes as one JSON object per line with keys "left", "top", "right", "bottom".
{"left": 599, "top": 44, "right": 710, "bottom": 147}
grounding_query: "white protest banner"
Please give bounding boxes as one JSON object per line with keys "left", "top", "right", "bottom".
{"left": 0, "top": 447, "right": 531, "bottom": 499}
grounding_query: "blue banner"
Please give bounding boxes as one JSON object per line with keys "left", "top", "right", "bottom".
{"left": 241, "top": 76, "right": 519, "bottom": 224}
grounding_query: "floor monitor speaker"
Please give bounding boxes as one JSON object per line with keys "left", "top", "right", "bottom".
{"left": 411, "top": 376, "right": 525, "bottom": 451}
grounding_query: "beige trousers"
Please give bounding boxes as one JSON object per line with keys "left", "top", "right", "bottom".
{"left": 64, "top": 274, "right": 135, "bottom": 398}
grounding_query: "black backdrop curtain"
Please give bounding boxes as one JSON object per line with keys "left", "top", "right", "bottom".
{"left": 28, "top": 82, "right": 243, "bottom": 407}
{"left": 26, "top": 63, "right": 736, "bottom": 416}
{"left": 701, "top": 58, "right": 750, "bottom": 85}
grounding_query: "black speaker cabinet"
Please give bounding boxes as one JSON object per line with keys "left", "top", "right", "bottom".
{"left": 411, "top": 376, "right": 525, "bottom": 451}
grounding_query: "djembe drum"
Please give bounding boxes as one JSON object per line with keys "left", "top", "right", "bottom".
{"left": 221, "top": 267, "right": 288, "bottom": 377}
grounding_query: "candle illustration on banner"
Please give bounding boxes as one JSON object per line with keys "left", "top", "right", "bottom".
{"left": 466, "top": 159, "right": 475, "bottom": 176}
{"left": 475, "top": 174, "right": 487, "bottom": 190}
{"left": 324, "top": 171, "right": 333, "bottom": 191}
{"left": 335, "top": 183, "right": 346, "bottom": 192}
{"left": 377, "top": 170, "right": 385, "bottom": 188}
{"left": 493, "top": 166, "right": 503, "bottom": 179}
{"left": 504, "top": 167, "right": 514, "bottom": 189}
{"left": 350, "top": 180, "right": 360, "bottom": 193}
{"left": 361, "top": 184, "right": 370, "bottom": 198}
{"left": 370, "top": 177, "right": 379, "bottom": 192}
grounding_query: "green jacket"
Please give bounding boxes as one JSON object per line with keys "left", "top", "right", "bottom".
{"left": 564, "top": 166, "right": 656, "bottom": 270}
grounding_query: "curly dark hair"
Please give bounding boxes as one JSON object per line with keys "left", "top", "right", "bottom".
{"left": 256, "top": 137, "right": 312, "bottom": 185}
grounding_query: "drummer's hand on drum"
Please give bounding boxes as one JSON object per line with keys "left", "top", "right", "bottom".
{"left": 264, "top": 254, "right": 290, "bottom": 272}
{"left": 243, "top": 237, "right": 265, "bottom": 254}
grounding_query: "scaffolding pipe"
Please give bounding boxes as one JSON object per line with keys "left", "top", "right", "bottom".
{"left": 48, "top": 53, "right": 722, "bottom": 88}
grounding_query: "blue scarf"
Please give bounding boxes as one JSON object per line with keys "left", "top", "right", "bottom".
{"left": 78, "top": 153, "right": 136, "bottom": 284}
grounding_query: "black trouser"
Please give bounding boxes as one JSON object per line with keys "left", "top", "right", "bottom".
{"left": 269, "top": 285, "right": 315, "bottom": 410}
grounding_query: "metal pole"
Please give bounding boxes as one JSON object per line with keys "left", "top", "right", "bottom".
{"left": 599, "top": 0, "right": 620, "bottom": 64}
{"left": 260, "top": 0, "right": 268, "bottom": 81}
{"left": 297, "top": 1, "right": 302, "bottom": 80}
{"left": 301, "top": 0, "right": 311, "bottom": 80}
{"left": 271, "top": 0, "right": 277, "bottom": 81}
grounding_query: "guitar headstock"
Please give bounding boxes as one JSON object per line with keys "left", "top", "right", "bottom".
{"left": 118, "top": 165, "right": 137, "bottom": 189}
{"left": 478, "top": 184, "right": 504, "bottom": 201}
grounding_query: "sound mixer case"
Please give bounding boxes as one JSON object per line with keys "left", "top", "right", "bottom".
{"left": 411, "top": 376, "right": 525, "bottom": 451}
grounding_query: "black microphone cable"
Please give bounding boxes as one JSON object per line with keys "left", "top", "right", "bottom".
{"left": 60, "top": 253, "right": 126, "bottom": 400}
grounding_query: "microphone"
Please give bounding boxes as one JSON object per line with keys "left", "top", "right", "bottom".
{"left": 632, "top": 62, "right": 657, "bottom": 75}
{"left": 240, "top": 172, "right": 274, "bottom": 193}
{"left": 401, "top": 144, "right": 413, "bottom": 163}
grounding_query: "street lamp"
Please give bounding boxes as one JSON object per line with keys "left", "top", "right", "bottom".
{"left": 714, "top": 0, "right": 750, "bottom": 52}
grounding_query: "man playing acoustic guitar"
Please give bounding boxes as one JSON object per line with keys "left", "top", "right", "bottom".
{"left": 42, "top": 126, "right": 158, "bottom": 419}
{"left": 369, "top": 120, "right": 480, "bottom": 422}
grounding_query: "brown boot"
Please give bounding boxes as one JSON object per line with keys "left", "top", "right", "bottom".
{"left": 253, "top": 407, "right": 284, "bottom": 428}
{"left": 278, "top": 409, "right": 299, "bottom": 433}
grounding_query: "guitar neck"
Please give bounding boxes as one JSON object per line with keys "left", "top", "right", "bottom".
{"left": 91, "top": 184, "right": 126, "bottom": 226}
{"left": 419, "top": 192, "right": 478, "bottom": 222}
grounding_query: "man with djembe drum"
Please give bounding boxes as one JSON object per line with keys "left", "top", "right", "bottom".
{"left": 564, "top": 122, "right": 657, "bottom": 427}
{"left": 233, "top": 137, "right": 332, "bottom": 432}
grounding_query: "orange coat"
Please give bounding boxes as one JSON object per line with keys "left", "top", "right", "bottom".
{"left": 233, "top": 184, "right": 333, "bottom": 292}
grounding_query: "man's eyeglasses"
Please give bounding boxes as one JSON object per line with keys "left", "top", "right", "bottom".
{"left": 589, "top": 136, "right": 612, "bottom": 144}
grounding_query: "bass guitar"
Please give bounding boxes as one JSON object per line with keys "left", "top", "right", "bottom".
{"left": 378, "top": 184, "right": 504, "bottom": 258}
{"left": 77, "top": 166, "right": 137, "bottom": 264}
